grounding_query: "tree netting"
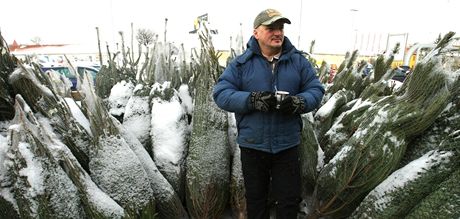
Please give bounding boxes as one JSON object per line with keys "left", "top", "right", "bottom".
{"left": 185, "top": 30, "right": 231, "bottom": 219}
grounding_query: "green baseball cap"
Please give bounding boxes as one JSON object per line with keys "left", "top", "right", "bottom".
{"left": 253, "top": 9, "right": 291, "bottom": 29}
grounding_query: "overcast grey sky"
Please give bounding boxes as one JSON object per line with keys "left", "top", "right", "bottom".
{"left": 1, "top": 0, "right": 459, "bottom": 54}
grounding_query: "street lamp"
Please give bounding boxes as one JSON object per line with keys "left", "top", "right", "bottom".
{"left": 350, "top": 9, "right": 359, "bottom": 51}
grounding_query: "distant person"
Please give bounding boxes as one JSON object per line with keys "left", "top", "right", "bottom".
{"left": 363, "top": 63, "right": 373, "bottom": 76}
{"left": 328, "top": 63, "right": 338, "bottom": 83}
{"left": 213, "top": 8, "right": 325, "bottom": 219}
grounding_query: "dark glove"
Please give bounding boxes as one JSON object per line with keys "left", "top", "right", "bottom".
{"left": 250, "top": 91, "right": 276, "bottom": 112}
{"left": 278, "top": 95, "right": 305, "bottom": 114}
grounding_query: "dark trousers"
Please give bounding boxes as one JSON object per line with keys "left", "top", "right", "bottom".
{"left": 240, "top": 146, "right": 301, "bottom": 219}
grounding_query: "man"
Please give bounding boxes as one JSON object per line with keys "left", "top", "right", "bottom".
{"left": 213, "top": 8, "right": 325, "bottom": 219}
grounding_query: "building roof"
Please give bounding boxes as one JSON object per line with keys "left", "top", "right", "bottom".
{"left": 9, "top": 43, "right": 100, "bottom": 55}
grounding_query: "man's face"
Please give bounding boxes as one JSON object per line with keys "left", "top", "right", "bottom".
{"left": 254, "top": 21, "right": 284, "bottom": 49}
{"left": 254, "top": 21, "right": 285, "bottom": 50}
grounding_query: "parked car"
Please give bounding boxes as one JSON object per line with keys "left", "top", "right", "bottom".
{"left": 41, "top": 65, "right": 99, "bottom": 90}
{"left": 392, "top": 65, "right": 411, "bottom": 82}
{"left": 77, "top": 66, "right": 99, "bottom": 82}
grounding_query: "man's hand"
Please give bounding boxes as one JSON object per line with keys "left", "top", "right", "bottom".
{"left": 278, "top": 95, "right": 305, "bottom": 114}
{"left": 250, "top": 91, "right": 276, "bottom": 112}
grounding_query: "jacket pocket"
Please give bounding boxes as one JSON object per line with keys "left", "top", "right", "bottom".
{"left": 275, "top": 115, "right": 301, "bottom": 145}
{"left": 239, "top": 113, "right": 264, "bottom": 145}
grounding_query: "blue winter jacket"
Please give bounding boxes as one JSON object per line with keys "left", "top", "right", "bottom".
{"left": 213, "top": 36, "right": 325, "bottom": 153}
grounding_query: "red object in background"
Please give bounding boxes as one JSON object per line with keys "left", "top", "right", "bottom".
{"left": 328, "top": 64, "right": 337, "bottom": 83}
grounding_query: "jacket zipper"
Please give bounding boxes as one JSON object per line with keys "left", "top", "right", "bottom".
{"left": 270, "top": 59, "right": 279, "bottom": 92}
{"left": 269, "top": 59, "right": 279, "bottom": 153}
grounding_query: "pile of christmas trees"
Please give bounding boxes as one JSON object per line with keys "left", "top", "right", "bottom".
{"left": 303, "top": 32, "right": 459, "bottom": 218}
{"left": 1, "top": 26, "right": 459, "bottom": 219}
